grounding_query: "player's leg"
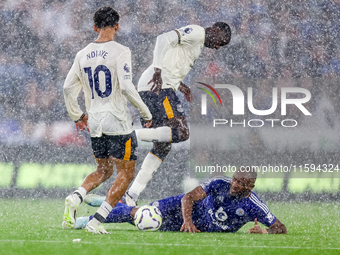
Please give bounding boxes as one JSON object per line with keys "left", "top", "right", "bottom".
{"left": 82, "top": 194, "right": 183, "bottom": 231}
{"left": 125, "top": 90, "right": 189, "bottom": 205}
{"left": 135, "top": 126, "right": 172, "bottom": 142}
{"left": 151, "top": 194, "right": 201, "bottom": 232}
{"left": 136, "top": 89, "right": 189, "bottom": 143}
{"left": 150, "top": 194, "right": 185, "bottom": 231}
{"left": 85, "top": 158, "right": 135, "bottom": 234}
{"left": 63, "top": 138, "right": 114, "bottom": 229}
{"left": 74, "top": 203, "right": 137, "bottom": 230}
{"left": 81, "top": 157, "right": 115, "bottom": 191}
{"left": 126, "top": 142, "right": 171, "bottom": 205}
{"left": 75, "top": 195, "right": 184, "bottom": 232}
{"left": 135, "top": 115, "right": 189, "bottom": 143}
{"left": 103, "top": 203, "right": 137, "bottom": 224}
{"left": 85, "top": 132, "right": 137, "bottom": 234}
{"left": 135, "top": 90, "right": 172, "bottom": 142}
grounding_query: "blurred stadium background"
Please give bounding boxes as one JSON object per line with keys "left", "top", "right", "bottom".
{"left": 0, "top": 0, "right": 339, "bottom": 200}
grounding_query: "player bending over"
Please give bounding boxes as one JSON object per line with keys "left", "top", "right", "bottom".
{"left": 125, "top": 22, "right": 232, "bottom": 206}
{"left": 74, "top": 169, "right": 287, "bottom": 234}
{"left": 62, "top": 7, "right": 152, "bottom": 234}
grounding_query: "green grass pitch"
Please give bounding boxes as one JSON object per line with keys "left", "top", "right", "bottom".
{"left": 1, "top": 199, "right": 340, "bottom": 255}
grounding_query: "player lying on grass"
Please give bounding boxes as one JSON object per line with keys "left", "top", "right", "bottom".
{"left": 73, "top": 169, "right": 287, "bottom": 234}
{"left": 124, "top": 22, "right": 232, "bottom": 206}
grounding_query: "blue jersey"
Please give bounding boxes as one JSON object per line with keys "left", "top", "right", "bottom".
{"left": 196, "top": 177, "right": 276, "bottom": 232}
{"left": 153, "top": 177, "right": 276, "bottom": 232}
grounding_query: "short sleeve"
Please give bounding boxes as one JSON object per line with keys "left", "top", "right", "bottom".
{"left": 175, "top": 25, "right": 204, "bottom": 46}
{"left": 117, "top": 49, "right": 132, "bottom": 85}
{"left": 200, "top": 177, "right": 230, "bottom": 196}
{"left": 249, "top": 194, "right": 276, "bottom": 227}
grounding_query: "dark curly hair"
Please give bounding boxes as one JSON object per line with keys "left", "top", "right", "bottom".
{"left": 213, "top": 22, "right": 231, "bottom": 44}
{"left": 93, "top": 6, "right": 119, "bottom": 28}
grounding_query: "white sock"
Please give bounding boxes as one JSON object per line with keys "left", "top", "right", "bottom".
{"left": 135, "top": 127, "right": 172, "bottom": 142}
{"left": 77, "top": 187, "right": 87, "bottom": 198}
{"left": 90, "top": 217, "right": 102, "bottom": 226}
{"left": 94, "top": 201, "right": 113, "bottom": 223}
{"left": 128, "top": 153, "right": 162, "bottom": 198}
{"left": 73, "top": 187, "right": 87, "bottom": 204}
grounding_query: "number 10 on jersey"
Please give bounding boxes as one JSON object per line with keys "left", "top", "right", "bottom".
{"left": 84, "top": 65, "right": 112, "bottom": 99}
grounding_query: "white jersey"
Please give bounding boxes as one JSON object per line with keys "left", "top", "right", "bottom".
{"left": 64, "top": 41, "right": 152, "bottom": 137}
{"left": 138, "top": 25, "right": 205, "bottom": 92}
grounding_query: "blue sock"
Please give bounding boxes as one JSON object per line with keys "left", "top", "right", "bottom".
{"left": 90, "top": 202, "right": 134, "bottom": 224}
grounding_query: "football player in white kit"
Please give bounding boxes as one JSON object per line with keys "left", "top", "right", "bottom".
{"left": 125, "top": 22, "right": 231, "bottom": 206}
{"left": 62, "top": 7, "right": 152, "bottom": 234}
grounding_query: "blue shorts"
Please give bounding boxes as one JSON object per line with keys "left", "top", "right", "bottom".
{"left": 91, "top": 132, "right": 137, "bottom": 160}
{"left": 139, "top": 89, "right": 184, "bottom": 128}
{"left": 150, "top": 194, "right": 201, "bottom": 232}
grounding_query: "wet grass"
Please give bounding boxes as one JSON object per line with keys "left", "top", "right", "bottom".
{"left": 0, "top": 199, "right": 339, "bottom": 255}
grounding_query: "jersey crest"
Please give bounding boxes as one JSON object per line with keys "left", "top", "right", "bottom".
{"left": 184, "top": 27, "right": 193, "bottom": 34}
{"left": 123, "top": 63, "right": 130, "bottom": 73}
{"left": 152, "top": 201, "right": 160, "bottom": 207}
{"left": 236, "top": 208, "right": 245, "bottom": 216}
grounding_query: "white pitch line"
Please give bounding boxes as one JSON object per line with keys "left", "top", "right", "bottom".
{"left": 0, "top": 240, "right": 339, "bottom": 250}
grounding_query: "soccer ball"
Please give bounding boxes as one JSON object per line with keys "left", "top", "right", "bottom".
{"left": 134, "top": 205, "right": 162, "bottom": 231}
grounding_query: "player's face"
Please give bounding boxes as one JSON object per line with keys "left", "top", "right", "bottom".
{"left": 230, "top": 177, "right": 254, "bottom": 197}
{"left": 205, "top": 28, "right": 230, "bottom": 50}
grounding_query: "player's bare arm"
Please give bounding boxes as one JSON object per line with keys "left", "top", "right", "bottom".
{"left": 144, "top": 120, "right": 153, "bottom": 128}
{"left": 249, "top": 218, "right": 287, "bottom": 234}
{"left": 180, "top": 186, "right": 207, "bottom": 233}
{"left": 178, "top": 82, "right": 194, "bottom": 103}
{"left": 75, "top": 114, "right": 89, "bottom": 133}
{"left": 148, "top": 67, "right": 162, "bottom": 94}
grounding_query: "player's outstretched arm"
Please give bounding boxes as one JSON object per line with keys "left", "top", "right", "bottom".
{"left": 180, "top": 186, "right": 207, "bottom": 233}
{"left": 148, "top": 68, "right": 163, "bottom": 94}
{"left": 249, "top": 218, "right": 287, "bottom": 234}
{"left": 178, "top": 82, "right": 194, "bottom": 103}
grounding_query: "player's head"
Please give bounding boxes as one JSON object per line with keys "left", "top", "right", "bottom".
{"left": 93, "top": 6, "right": 119, "bottom": 29}
{"left": 230, "top": 167, "right": 257, "bottom": 198}
{"left": 204, "top": 22, "right": 231, "bottom": 50}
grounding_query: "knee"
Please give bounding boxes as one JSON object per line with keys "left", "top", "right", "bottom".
{"left": 151, "top": 142, "right": 172, "bottom": 161}
{"left": 172, "top": 120, "right": 189, "bottom": 142}
{"left": 165, "top": 116, "right": 189, "bottom": 143}
{"left": 179, "top": 126, "right": 189, "bottom": 141}
{"left": 159, "top": 142, "right": 172, "bottom": 155}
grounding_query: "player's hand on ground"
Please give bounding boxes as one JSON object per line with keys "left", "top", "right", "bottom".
{"left": 75, "top": 115, "right": 89, "bottom": 133}
{"left": 248, "top": 218, "right": 267, "bottom": 234}
{"left": 180, "top": 221, "right": 200, "bottom": 233}
{"left": 179, "top": 82, "right": 194, "bottom": 103}
{"left": 144, "top": 120, "right": 152, "bottom": 128}
{"left": 148, "top": 70, "right": 162, "bottom": 94}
